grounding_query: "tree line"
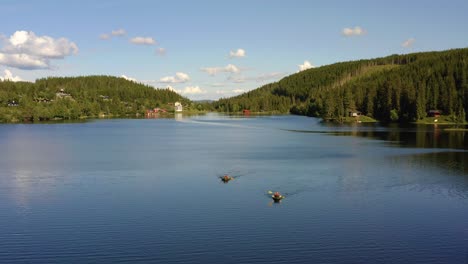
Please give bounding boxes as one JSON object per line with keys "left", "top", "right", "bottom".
{"left": 0, "top": 75, "right": 196, "bottom": 122}
{"left": 213, "top": 48, "right": 468, "bottom": 123}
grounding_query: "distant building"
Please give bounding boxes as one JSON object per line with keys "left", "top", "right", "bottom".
{"left": 174, "top": 102, "right": 183, "bottom": 112}
{"left": 56, "top": 88, "right": 72, "bottom": 99}
{"left": 428, "top": 110, "right": 441, "bottom": 117}
{"left": 348, "top": 110, "right": 362, "bottom": 117}
{"left": 7, "top": 100, "right": 19, "bottom": 107}
{"left": 146, "top": 107, "right": 168, "bottom": 117}
{"left": 243, "top": 109, "right": 251, "bottom": 115}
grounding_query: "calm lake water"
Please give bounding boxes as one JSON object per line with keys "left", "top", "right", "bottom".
{"left": 0, "top": 113, "right": 467, "bottom": 263}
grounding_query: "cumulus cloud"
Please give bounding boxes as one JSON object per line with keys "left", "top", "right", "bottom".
{"left": 155, "top": 47, "right": 166, "bottom": 56}
{"left": 121, "top": 74, "right": 137, "bottom": 82}
{"left": 169, "top": 85, "right": 207, "bottom": 95}
{"left": 0, "top": 69, "right": 23, "bottom": 82}
{"left": 229, "top": 48, "right": 246, "bottom": 58}
{"left": 111, "top": 29, "right": 126, "bottom": 36}
{"left": 402, "top": 38, "right": 415, "bottom": 48}
{"left": 130, "top": 37, "right": 157, "bottom": 45}
{"left": 179, "top": 86, "right": 207, "bottom": 95}
{"left": 342, "top": 26, "right": 366, "bottom": 36}
{"left": 0, "top": 53, "right": 49, "bottom": 69}
{"left": 298, "top": 60, "right": 314, "bottom": 72}
{"left": 0, "top": 30, "right": 78, "bottom": 70}
{"left": 159, "top": 72, "right": 190, "bottom": 83}
{"left": 201, "top": 64, "right": 240, "bottom": 76}
{"left": 3, "top": 31, "right": 78, "bottom": 58}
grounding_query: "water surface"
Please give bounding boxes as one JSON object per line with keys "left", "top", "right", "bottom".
{"left": 0, "top": 114, "right": 467, "bottom": 263}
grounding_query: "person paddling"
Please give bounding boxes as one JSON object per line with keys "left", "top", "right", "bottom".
{"left": 221, "top": 175, "right": 232, "bottom": 182}
{"left": 271, "top": 191, "right": 284, "bottom": 202}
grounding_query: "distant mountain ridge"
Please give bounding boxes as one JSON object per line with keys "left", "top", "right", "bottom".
{"left": 214, "top": 48, "right": 468, "bottom": 123}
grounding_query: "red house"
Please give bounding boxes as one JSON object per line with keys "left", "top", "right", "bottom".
{"left": 428, "top": 110, "right": 441, "bottom": 117}
{"left": 243, "top": 109, "right": 251, "bottom": 115}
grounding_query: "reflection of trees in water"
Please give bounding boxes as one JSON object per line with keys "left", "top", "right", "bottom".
{"left": 332, "top": 128, "right": 468, "bottom": 150}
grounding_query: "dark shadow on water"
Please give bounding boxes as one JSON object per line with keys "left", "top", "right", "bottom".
{"left": 283, "top": 123, "right": 468, "bottom": 150}
{"left": 330, "top": 128, "right": 468, "bottom": 150}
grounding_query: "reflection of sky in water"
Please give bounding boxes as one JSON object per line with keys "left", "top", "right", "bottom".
{"left": 0, "top": 126, "right": 72, "bottom": 207}
{"left": 0, "top": 115, "right": 467, "bottom": 263}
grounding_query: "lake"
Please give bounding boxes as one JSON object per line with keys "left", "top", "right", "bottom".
{"left": 0, "top": 113, "right": 467, "bottom": 263}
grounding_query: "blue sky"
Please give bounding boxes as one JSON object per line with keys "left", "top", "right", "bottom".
{"left": 1, "top": 0, "right": 467, "bottom": 99}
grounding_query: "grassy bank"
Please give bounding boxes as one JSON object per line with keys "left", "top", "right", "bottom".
{"left": 414, "top": 115, "right": 466, "bottom": 125}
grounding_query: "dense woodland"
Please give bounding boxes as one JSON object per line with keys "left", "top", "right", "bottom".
{"left": 214, "top": 48, "right": 468, "bottom": 123}
{"left": 2, "top": 49, "right": 467, "bottom": 123}
{"left": 0, "top": 76, "right": 196, "bottom": 122}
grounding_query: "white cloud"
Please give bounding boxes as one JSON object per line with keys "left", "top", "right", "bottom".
{"left": 298, "top": 60, "right": 314, "bottom": 72}
{"left": 99, "top": 34, "right": 110, "bottom": 40}
{"left": 402, "top": 38, "right": 415, "bottom": 48}
{"left": 0, "top": 30, "right": 78, "bottom": 70}
{"left": 111, "top": 29, "right": 126, "bottom": 36}
{"left": 180, "top": 86, "right": 207, "bottom": 95}
{"left": 121, "top": 74, "right": 137, "bottom": 82}
{"left": 159, "top": 72, "right": 190, "bottom": 83}
{"left": 3, "top": 31, "right": 78, "bottom": 58}
{"left": 202, "top": 64, "right": 240, "bottom": 76}
{"left": 225, "top": 64, "right": 240, "bottom": 73}
{"left": 342, "top": 26, "right": 366, "bottom": 37}
{"left": 100, "top": 29, "right": 126, "bottom": 40}
{"left": 169, "top": 85, "right": 207, "bottom": 95}
{"left": 232, "top": 89, "right": 245, "bottom": 93}
{"left": 130, "top": 37, "right": 157, "bottom": 45}
{"left": 0, "top": 53, "right": 49, "bottom": 69}
{"left": 229, "top": 48, "right": 246, "bottom": 58}
{"left": 156, "top": 47, "right": 166, "bottom": 56}
{"left": 0, "top": 69, "right": 23, "bottom": 82}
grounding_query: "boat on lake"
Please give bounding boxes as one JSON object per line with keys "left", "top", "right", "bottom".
{"left": 220, "top": 175, "right": 233, "bottom": 183}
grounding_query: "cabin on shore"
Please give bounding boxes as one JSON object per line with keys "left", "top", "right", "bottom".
{"left": 428, "top": 110, "right": 441, "bottom": 117}
{"left": 348, "top": 110, "right": 362, "bottom": 117}
{"left": 146, "top": 107, "right": 167, "bottom": 117}
{"left": 174, "top": 102, "right": 183, "bottom": 112}
{"left": 243, "top": 109, "right": 251, "bottom": 115}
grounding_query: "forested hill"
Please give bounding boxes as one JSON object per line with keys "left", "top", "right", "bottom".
{"left": 0, "top": 76, "right": 190, "bottom": 122}
{"left": 214, "top": 48, "right": 468, "bottom": 122}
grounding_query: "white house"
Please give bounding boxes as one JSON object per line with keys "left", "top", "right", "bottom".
{"left": 174, "top": 102, "right": 183, "bottom": 112}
